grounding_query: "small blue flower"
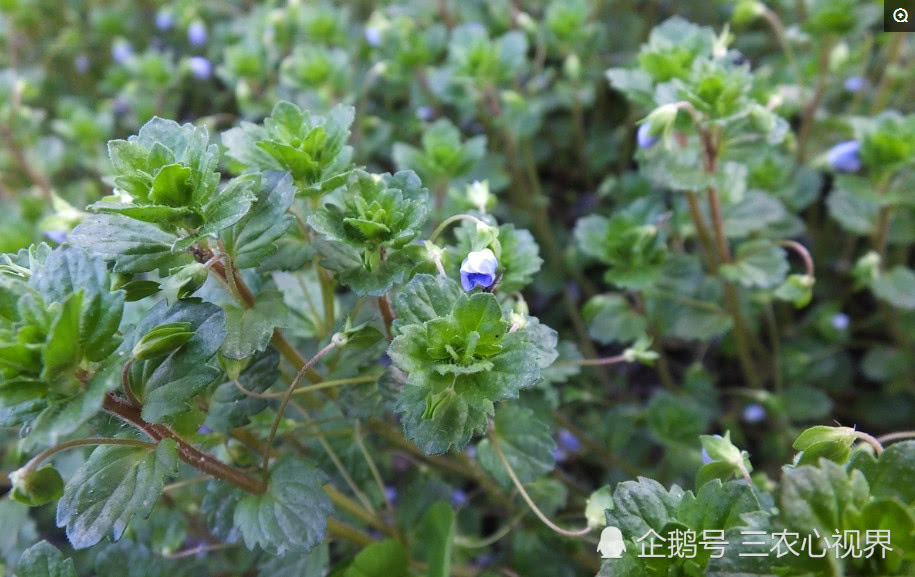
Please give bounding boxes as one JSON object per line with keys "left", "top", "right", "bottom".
{"left": 384, "top": 486, "right": 397, "bottom": 505}
{"left": 557, "top": 429, "right": 582, "bottom": 453}
{"left": 700, "top": 447, "right": 713, "bottom": 465}
{"left": 742, "top": 403, "right": 767, "bottom": 424}
{"left": 460, "top": 248, "right": 498, "bottom": 291}
{"left": 451, "top": 489, "right": 469, "bottom": 507}
{"left": 827, "top": 140, "right": 862, "bottom": 173}
{"left": 197, "top": 424, "right": 213, "bottom": 435}
{"left": 74, "top": 54, "right": 90, "bottom": 74}
{"left": 844, "top": 76, "right": 866, "bottom": 93}
{"left": 111, "top": 40, "right": 133, "bottom": 64}
{"left": 364, "top": 26, "right": 382, "bottom": 47}
{"left": 416, "top": 106, "right": 436, "bottom": 121}
{"left": 112, "top": 97, "right": 131, "bottom": 116}
{"left": 44, "top": 230, "right": 67, "bottom": 244}
{"left": 553, "top": 447, "right": 568, "bottom": 463}
{"left": 155, "top": 10, "right": 174, "bottom": 31}
{"left": 637, "top": 123, "right": 658, "bottom": 149}
{"left": 188, "top": 20, "right": 208, "bottom": 47}
{"left": 464, "top": 446, "right": 476, "bottom": 459}
{"left": 188, "top": 56, "right": 212, "bottom": 80}
{"left": 831, "top": 313, "right": 850, "bottom": 331}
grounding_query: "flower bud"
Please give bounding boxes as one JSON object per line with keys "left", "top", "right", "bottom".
{"left": 132, "top": 322, "right": 195, "bottom": 360}
{"left": 460, "top": 248, "right": 498, "bottom": 291}
{"left": 188, "top": 20, "right": 208, "bottom": 47}
{"left": 826, "top": 140, "right": 861, "bottom": 173}
{"left": 467, "top": 180, "right": 492, "bottom": 212}
{"left": 10, "top": 466, "right": 65, "bottom": 507}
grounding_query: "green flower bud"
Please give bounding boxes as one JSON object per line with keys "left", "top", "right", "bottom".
{"left": 732, "top": 1, "right": 764, "bottom": 25}
{"left": 10, "top": 466, "right": 65, "bottom": 507}
{"left": 132, "top": 322, "right": 195, "bottom": 360}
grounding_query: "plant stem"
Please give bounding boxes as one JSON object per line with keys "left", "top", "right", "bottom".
{"left": 318, "top": 264, "right": 336, "bottom": 336}
{"left": 872, "top": 34, "right": 905, "bottom": 113}
{"left": 796, "top": 40, "right": 831, "bottom": 163}
{"left": 760, "top": 7, "right": 801, "bottom": 85}
{"left": 377, "top": 295, "right": 395, "bottom": 340}
{"left": 353, "top": 420, "right": 396, "bottom": 519}
{"left": 488, "top": 428, "right": 591, "bottom": 538}
{"left": 18, "top": 437, "right": 157, "bottom": 477}
{"left": 873, "top": 205, "right": 893, "bottom": 265}
{"left": 686, "top": 191, "right": 718, "bottom": 269}
{"left": 262, "top": 340, "right": 338, "bottom": 478}
{"left": 854, "top": 431, "right": 884, "bottom": 455}
{"left": 778, "top": 240, "right": 815, "bottom": 277}
{"left": 877, "top": 431, "right": 915, "bottom": 444}
{"left": 327, "top": 518, "right": 376, "bottom": 547}
{"left": 556, "top": 353, "right": 627, "bottom": 367}
{"left": 232, "top": 375, "right": 377, "bottom": 399}
{"left": 429, "top": 214, "right": 489, "bottom": 243}
{"left": 103, "top": 393, "right": 265, "bottom": 494}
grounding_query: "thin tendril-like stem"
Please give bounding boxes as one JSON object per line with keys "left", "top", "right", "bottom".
{"left": 854, "top": 431, "right": 884, "bottom": 455}
{"left": 261, "top": 340, "right": 338, "bottom": 479}
{"left": 18, "top": 438, "right": 157, "bottom": 477}
{"left": 488, "top": 429, "right": 591, "bottom": 538}
{"left": 877, "top": 431, "right": 915, "bottom": 444}
{"left": 429, "top": 214, "right": 489, "bottom": 243}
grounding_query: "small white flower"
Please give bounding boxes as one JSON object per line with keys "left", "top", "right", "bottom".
{"left": 460, "top": 248, "right": 497, "bottom": 291}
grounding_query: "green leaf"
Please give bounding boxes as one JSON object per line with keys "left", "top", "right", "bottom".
{"left": 778, "top": 459, "right": 870, "bottom": 536}
{"left": 205, "top": 349, "right": 280, "bottom": 433}
{"left": 604, "top": 477, "right": 684, "bottom": 539}
{"left": 392, "top": 273, "right": 463, "bottom": 333}
{"left": 585, "top": 485, "right": 614, "bottom": 529}
{"left": 793, "top": 425, "right": 858, "bottom": 465}
{"left": 677, "top": 479, "right": 760, "bottom": 532}
{"left": 722, "top": 191, "right": 788, "bottom": 238}
{"left": 124, "top": 299, "right": 226, "bottom": 423}
{"left": 10, "top": 466, "right": 65, "bottom": 507}
{"left": 221, "top": 171, "right": 297, "bottom": 270}
{"left": 234, "top": 458, "right": 332, "bottom": 555}
{"left": 197, "top": 173, "right": 258, "bottom": 239}
{"left": 419, "top": 502, "right": 456, "bottom": 577}
{"left": 258, "top": 543, "right": 329, "bottom": 577}
{"left": 720, "top": 239, "right": 789, "bottom": 289}
{"left": 149, "top": 164, "right": 193, "bottom": 207}
{"left": 477, "top": 405, "right": 556, "bottom": 487}
{"left": 868, "top": 441, "right": 915, "bottom": 506}
{"left": 220, "top": 290, "right": 286, "bottom": 360}
{"left": 56, "top": 439, "right": 179, "bottom": 549}
{"left": 871, "top": 266, "right": 915, "bottom": 310}
{"left": 646, "top": 391, "right": 710, "bottom": 445}
{"left": 582, "top": 294, "right": 647, "bottom": 345}
{"left": 30, "top": 245, "right": 125, "bottom": 362}
{"left": 697, "top": 432, "right": 753, "bottom": 485}
{"left": 313, "top": 237, "right": 422, "bottom": 297}
{"left": 40, "top": 291, "right": 83, "bottom": 381}
{"left": 16, "top": 541, "right": 77, "bottom": 577}
{"left": 342, "top": 539, "right": 409, "bottom": 577}
{"left": 26, "top": 353, "right": 123, "bottom": 448}
{"left": 574, "top": 214, "right": 665, "bottom": 291}
{"left": 71, "top": 214, "right": 185, "bottom": 274}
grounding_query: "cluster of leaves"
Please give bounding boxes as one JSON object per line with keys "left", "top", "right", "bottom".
{"left": 2, "top": 1, "right": 915, "bottom": 577}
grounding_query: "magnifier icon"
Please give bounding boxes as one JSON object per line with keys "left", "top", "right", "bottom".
{"left": 894, "top": 8, "right": 909, "bottom": 22}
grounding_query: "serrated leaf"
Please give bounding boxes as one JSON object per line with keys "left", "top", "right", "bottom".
{"left": 605, "top": 477, "right": 684, "bottom": 540}
{"left": 15, "top": 541, "right": 77, "bottom": 577}
{"left": 586, "top": 486, "right": 614, "bottom": 529}
{"left": 678, "top": 479, "right": 760, "bottom": 532}
{"left": 477, "top": 405, "right": 556, "bottom": 487}
{"left": 871, "top": 266, "right": 915, "bottom": 310}
{"left": 71, "top": 214, "right": 185, "bottom": 274}
{"left": 778, "top": 459, "right": 869, "bottom": 536}
{"left": 149, "top": 164, "right": 193, "bottom": 207}
{"left": 221, "top": 171, "right": 297, "bottom": 270}
{"left": 720, "top": 239, "right": 789, "bottom": 289}
{"left": 56, "top": 439, "right": 178, "bottom": 549}
{"left": 234, "top": 458, "right": 332, "bottom": 555}
{"left": 392, "top": 273, "right": 464, "bottom": 333}
{"left": 867, "top": 441, "right": 915, "bottom": 506}
{"left": 30, "top": 245, "right": 125, "bottom": 362}
{"left": 258, "top": 543, "right": 329, "bottom": 577}
{"left": 198, "top": 173, "right": 258, "bottom": 238}
{"left": 40, "top": 291, "right": 83, "bottom": 381}
{"left": 221, "top": 291, "right": 286, "bottom": 360}
{"left": 582, "top": 294, "right": 647, "bottom": 345}
{"left": 123, "top": 299, "right": 226, "bottom": 423}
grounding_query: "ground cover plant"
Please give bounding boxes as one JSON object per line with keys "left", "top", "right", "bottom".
{"left": 1, "top": 1, "right": 915, "bottom": 576}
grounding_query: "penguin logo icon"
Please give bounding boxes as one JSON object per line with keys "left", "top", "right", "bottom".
{"left": 597, "top": 526, "right": 626, "bottom": 559}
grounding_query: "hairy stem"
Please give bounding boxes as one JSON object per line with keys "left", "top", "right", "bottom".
{"left": 103, "top": 393, "right": 265, "bottom": 494}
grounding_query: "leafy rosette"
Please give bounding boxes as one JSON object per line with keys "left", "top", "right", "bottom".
{"left": 73, "top": 118, "right": 258, "bottom": 271}
{"left": 388, "top": 274, "right": 555, "bottom": 454}
{"left": 222, "top": 100, "right": 354, "bottom": 196}
{"left": 308, "top": 169, "right": 429, "bottom": 296}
